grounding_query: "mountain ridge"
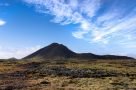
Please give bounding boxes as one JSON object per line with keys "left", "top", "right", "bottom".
{"left": 23, "top": 43, "right": 134, "bottom": 60}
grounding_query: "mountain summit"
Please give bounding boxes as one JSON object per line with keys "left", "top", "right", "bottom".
{"left": 24, "top": 43, "right": 134, "bottom": 60}
{"left": 24, "top": 43, "right": 76, "bottom": 59}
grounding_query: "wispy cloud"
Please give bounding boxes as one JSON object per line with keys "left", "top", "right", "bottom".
{"left": 0, "top": 45, "right": 41, "bottom": 59}
{"left": 24, "top": 0, "right": 136, "bottom": 48}
{"left": 24, "top": 0, "right": 100, "bottom": 37}
{"left": 0, "top": 19, "right": 6, "bottom": 26}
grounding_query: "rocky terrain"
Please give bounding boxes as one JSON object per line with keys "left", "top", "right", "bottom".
{"left": 0, "top": 59, "right": 136, "bottom": 90}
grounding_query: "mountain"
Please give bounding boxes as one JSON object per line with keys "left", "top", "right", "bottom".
{"left": 24, "top": 43, "right": 77, "bottom": 60}
{"left": 23, "top": 43, "right": 134, "bottom": 60}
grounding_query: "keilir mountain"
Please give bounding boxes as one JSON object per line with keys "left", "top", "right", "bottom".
{"left": 24, "top": 43, "right": 134, "bottom": 60}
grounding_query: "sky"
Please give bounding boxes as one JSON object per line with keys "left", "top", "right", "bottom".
{"left": 0, "top": 0, "right": 136, "bottom": 59}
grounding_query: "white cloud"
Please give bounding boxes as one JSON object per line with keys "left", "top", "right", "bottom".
{"left": 0, "top": 45, "right": 41, "bottom": 59}
{"left": 72, "top": 30, "right": 88, "bottom": 39}
{"left": 80, "top": 0, "right": 101, "bottom": 18}
{"left": 0, "top": 19, "right": 6, "bottom": 26}
{"left": 24, "top": 0, "right": 101, "bottom": 34}
{"left": 92, "top": 16, "right": 136, "bottom": 40}
{"left": 24, "top": 0, "right": 136, "bottom": 48}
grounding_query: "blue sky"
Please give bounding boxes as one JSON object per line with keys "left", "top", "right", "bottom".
{"left": 0, "top": 0, "right": 136, "bottom": 59}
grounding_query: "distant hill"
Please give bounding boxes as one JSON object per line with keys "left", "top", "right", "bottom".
{"left": 23, "top": 43, "right": 134, "bottom": 60}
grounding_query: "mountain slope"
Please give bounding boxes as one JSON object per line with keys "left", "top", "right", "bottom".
{"left": 24, "top": 43, "right": 77, "bottom": 59}
{"left": 23, "top": 43, "right": 134, "bottom": 60}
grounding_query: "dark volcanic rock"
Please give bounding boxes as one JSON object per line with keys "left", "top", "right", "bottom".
{"left": 24, "top": 43, "right": 76, "bottom": 59}
{"left": 23, "top": 43, "right": 134, "bottom": 60}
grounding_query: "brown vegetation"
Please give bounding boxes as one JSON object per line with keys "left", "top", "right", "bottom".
{"left": 0, "top": 59, "right": 136, "bottom": 90}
